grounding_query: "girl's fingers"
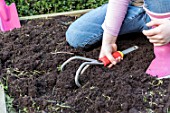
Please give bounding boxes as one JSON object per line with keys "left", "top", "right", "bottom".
{"left": 148, "top": 39, "right": 159, "bottom": 44}
{"left": 147, "top": 35, "right": 167, "bottom": 46}
{"left": 143, "top": 27, "right": 161, "bottom": 36}
{"left": 147, "top": 36, "right": 161, "bottom": 43}
{"left": 116, "top": 57, "right": 122, "bottom": 62}
{"left": 146, "top": 20, "right": 165, "bottom": 27}
{"left": 106, "top": 53, "right": 116, "bottom": 65}
{"left": 154, "top": 43, "right": 167, "bottom": 46}
{"left": 107, "top": 63, "right": 114, "bottom": 68}
{"left": 147, "top": 35, "right": 163, "bottom": 40}
{"left": 107, "top": 57, "right": 122, "bottom": 68}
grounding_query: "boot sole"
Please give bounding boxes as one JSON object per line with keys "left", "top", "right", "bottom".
{"left": 157, "top": 75, "right": 170, "bottom": 79}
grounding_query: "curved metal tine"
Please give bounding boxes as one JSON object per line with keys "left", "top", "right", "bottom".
{"left": 75, "top": 62, "right": 91, "bottom": 87}
{"left": 80, "top": 65, "right": 90, "bottom": 75}
{"left": 75, "top": 61, "right": 103, "bottom": 87}
{"left": 80, "top": 61, "right": 103, "bottom": 75}
{"left": 61, "top": 56, "right": 97, "bottom": 71}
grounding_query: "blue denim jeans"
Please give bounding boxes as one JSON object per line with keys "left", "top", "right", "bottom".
{"left": 66, "top": 1, "right": 170, "bottom": 48}
{"left": 144, "top": 0, "right": 170, "bottom": 13}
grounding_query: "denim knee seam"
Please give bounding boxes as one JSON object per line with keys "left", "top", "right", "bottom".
{"left": 81, "top": 33, "right": 103, "bottom": 48}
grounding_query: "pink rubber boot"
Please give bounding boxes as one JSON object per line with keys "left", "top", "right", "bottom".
{"left": 146, "top": 43, "right": 170, "bottom": 79}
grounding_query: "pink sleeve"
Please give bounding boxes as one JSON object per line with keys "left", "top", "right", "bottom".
{"left": 102, "top": 0, "right": 130, "bottom": 36}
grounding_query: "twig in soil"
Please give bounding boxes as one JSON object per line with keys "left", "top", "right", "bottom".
{"left": 56, "top": 103, "right": 71, "bottom": 108}
{"left": 46, "top": 100, "right": 57, "bottom": 104}
{"left": 102, "top": 94, "right": 111, "bottom": 100}
{"left": 85, "top": 97, "right": 94, "bottom": 103}
{"left": 51, "top": 51, "right": 74, "bottom": 55}
{"left": 46, "top": 100, "right": 71, "bottom": 108}
{"left": 81, "top": 82, "right": 90, "bottom": 88}
{"left": 59, "top": 21, "right": 73, "bottom": 26}
{"left": 146, "top": 108, "right": 155, "bottom": 113}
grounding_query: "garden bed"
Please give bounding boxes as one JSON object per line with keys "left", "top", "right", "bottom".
{"left": 0, "top": 16, "right": 170, "bottom": 113}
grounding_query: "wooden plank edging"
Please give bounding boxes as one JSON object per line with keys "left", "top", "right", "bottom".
{"left": 0, "top": 84, "right": 7, "bottom": 113}
{"left": 19, "top": 9, "right": 92, "bottom": 20}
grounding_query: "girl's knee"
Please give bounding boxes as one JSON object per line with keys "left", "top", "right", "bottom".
{"left": 66, "top": 27, "right": 85, "bottom": 48}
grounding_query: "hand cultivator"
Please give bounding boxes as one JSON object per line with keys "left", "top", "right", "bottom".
{"left": 0, "top": 0, "right": 21, "bottom": 32}
{"left": 61, "top": 46, "right": 139, "bottom": 87}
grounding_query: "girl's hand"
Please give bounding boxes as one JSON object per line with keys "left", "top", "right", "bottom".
{"left": 99, "top": 32, "right": 122, "bottom": 68}
{"left": 142, "top": 19, "right": 170, "bottom": 46}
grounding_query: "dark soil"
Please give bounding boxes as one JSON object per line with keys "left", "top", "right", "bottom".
{"left": 0, "top": 16, "right": 170, "bottom": 113}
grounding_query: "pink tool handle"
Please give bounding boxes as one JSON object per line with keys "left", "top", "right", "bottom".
{"left": 0, "top": 0, "right": 5, "bottom": 4}
{"left": 0, "top": 0, "right": 9, "bottom": 21}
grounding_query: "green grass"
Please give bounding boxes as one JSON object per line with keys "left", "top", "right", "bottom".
{"left": 6, "top": 0, "right": 108, "bottom": 16}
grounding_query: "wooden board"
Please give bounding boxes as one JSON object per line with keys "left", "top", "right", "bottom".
{"left": 19, "top": 9, "right": 92, "bottom": 20}
{"left": 0, "top": 85, "right": 7, "bottom": 113}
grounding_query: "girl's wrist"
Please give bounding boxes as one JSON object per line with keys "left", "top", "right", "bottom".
{"left": 102, "top": 32, "right": 117, "bottom": 44}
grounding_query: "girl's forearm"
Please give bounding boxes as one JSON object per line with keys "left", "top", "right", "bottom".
{"left": 102, "top": 32, "right": 117, "bottom": 44}
{"left": 102, "top": 0, "right": 130, "bottom": 37}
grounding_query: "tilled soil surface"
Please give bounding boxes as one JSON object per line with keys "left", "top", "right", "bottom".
{"left": 0, "top": 16, "right": 170, "bottom": 113}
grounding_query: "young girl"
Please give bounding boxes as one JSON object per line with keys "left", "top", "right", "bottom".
{"left": 66, "top": 0, "right": 170, "bottom": 79}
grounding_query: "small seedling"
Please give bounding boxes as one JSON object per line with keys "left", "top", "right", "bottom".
{"left": 57, "top": 65, "right": 62, "bottom": 71}
{"left": 150, "top": 79, "right": 163, "bottom": 86}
